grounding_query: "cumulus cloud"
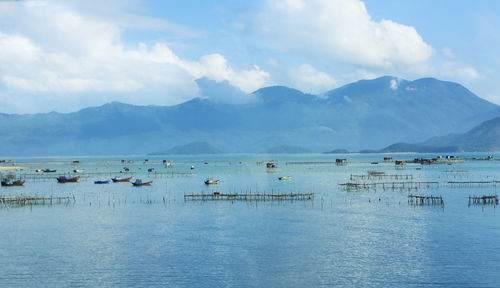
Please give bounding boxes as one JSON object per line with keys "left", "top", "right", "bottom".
{"left": 440, "top": 62, "right": 482, "bottom": 81}
{"left": 291, "top": 64, "right": 337, "bottom": 93}
{"left": 0, "top": 1, "right": 271, "bottom": 112}
{"left": 248, "top": 0, "right": 433, "bottom": 69}
{"left": 196, "top": 77, "right": 252, "bottom": 104}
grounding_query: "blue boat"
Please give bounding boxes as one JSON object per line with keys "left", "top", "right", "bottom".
{"left": 94, "top": 180, "right": 110, "bottom": 184}
{"left": 132, "top": 179, "right": 153, "bottom": 186}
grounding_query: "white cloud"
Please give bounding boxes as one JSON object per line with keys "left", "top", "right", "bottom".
{"left": 441, "top": 47, "right": 455, "bottom": 59}
{"left": 390, "top": 79, "right": 398, "bottom": 90}
{"left": 0, "top": 1, "right": 271, "bottom": 112}
{"left": 440, "top": 62, "right": 482, "bottom": 81}
{"left": 291, "top": 64, "right": 337, "bottom": 93}
{"left": 248, "top": 0, "right": 433, "bottom": 69}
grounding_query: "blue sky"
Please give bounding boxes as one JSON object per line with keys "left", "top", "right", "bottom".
{"left": 0, "top": 0, "right": 499, "bottom": 113}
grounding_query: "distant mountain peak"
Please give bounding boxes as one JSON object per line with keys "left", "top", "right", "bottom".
{"left": 252, "top": 85, "right": 318, "bottom": 103}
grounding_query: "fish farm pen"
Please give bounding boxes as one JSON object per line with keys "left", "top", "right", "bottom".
{"left": 0, "top": 196, "right": 74, "bottom": 207}
{"left": 446, "top": 181, "right": 500, "bottom": 187}
{"left": 339, "top": 181, "right": 440, "bottom": 191}
{"left": 408, "top": 195, "right": 444, "bottom": 206}
{"left": 184, "top": 192, "right": 314, "bottom": 201}
{"left": 468, "top": 195, "right": 499, "bottom": 205}
{"left": 349, "top": 174, "right": 414, "bottom": 181}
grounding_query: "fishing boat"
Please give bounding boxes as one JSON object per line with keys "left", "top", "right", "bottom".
{"left": 132, "top": 179, "right": 153, "bottom": 186}
{"left": 111, "top": 176, "right": 132, "bottom": 182}
{"left": 266, "top": 162, "right": 277, "bottom": 168}
{"left": 147, "top": 168, "right": 155, "bottom": 172}
{"left": 204, "top": 178, "right": 220, "bottom": 185}
{"left": 94, "top": 180, "right": 110, "bottom": 184}
{"left": 278, "top": 176, "right": 292, "bottom": 180}
{"left": 1, "top": 178, "right": 25, "bottom": 186}
{"left": 57, "top": 176, "right": 80, "bottom": 183}
{"left": 73, "top": 169, "right": 84, "bottom": 173}
{"left": 43, "top": 169, "right": 56, "bottom": 173}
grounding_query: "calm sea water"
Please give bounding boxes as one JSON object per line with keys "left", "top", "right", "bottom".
{"left": 1, "top": 153, "right": 500, "bottom": 287}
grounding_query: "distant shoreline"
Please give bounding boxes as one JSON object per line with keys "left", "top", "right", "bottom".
{"left": 0, "top": 166, "right": 30, "bottom": 171}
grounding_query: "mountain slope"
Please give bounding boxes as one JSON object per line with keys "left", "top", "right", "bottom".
{"left": 424, "top": 116, "right": 500, "bottom": 151}
{"left": 0, "top": 76, "right": 497, "bottom": 156}
{"left": 365, "top": 142, "right": 463, "bottom": 153}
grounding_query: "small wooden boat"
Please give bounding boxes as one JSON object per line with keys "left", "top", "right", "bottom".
{"left": 147, "top": 168, "right": 155, "bottom": 172}
{"left": 73, "top": 169, "right": 84, "bottom": 173}
{"left": 57, "top": 176, "right": 80, "bottom": 183}
{"left": 94, "top": 180, "right": 110, "bottom": 184}
{"left": 266, "top": 162, "right": 277, "bottom": 168}
{"left": 111, "top": 176, "right": 132, "bottom": 182}
{"left": 204, "top": 179, "right": 220, "bottom": 185}
{"left": 1, "top": 179, "right": 25, "bottom": 186}
{"left": 132, "top": 179, "right": 152, "bottom": 186}
{"left": 43, "top": 169, "right": 56, "bottom": 173}
{"left": 278, "top": 176, "right": 291, "bottom": 180}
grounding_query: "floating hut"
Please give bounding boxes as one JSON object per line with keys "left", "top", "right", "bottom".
{"left": 336, "top": 159, "right": 347, "bottom": 165}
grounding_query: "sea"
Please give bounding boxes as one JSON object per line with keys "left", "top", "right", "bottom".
{"left": 0, "top": 153, "right": 499, "bottom": 287}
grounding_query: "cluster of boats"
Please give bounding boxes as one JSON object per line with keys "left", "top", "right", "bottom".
{"left": 92, "top": 176, "right": 152, "bottom": 186}
{"left": 35, "top": 169, "right": 57, "bottom": 173}
{"left": 61, "top": 176, "right": 153, "bottom": 186}
{"left": 1, "top": 176, "right": 153, "bottom": 186}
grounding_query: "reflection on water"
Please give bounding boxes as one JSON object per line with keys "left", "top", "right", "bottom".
{"left": 0, "top": 153, "right": 499, "bottom": 287}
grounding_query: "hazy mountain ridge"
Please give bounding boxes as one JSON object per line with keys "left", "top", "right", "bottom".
{"left": 265, "top": 145, "right": 311, "bottom": 154}
{"left": 363, "top": 142, "right": 463, "bottom": 153}
{"left": 149, "top": 142, "right": 223, "bottom": 155}
{"left": 423, "top": 116, "right": 500, "bottom": 151}
{"left": 0, "top": 76, "right": 498, "bottom": 156}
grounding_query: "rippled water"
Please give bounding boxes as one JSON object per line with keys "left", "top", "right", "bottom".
{"left": 1, "top": 153, "right": 499, "bottom": 287}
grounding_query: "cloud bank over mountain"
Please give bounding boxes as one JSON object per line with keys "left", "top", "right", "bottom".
{"left": 0, "top": 0, "right": 494, "bottom": 113}
{"left": 0, "top": 1, "right": 271, "bottom": 113}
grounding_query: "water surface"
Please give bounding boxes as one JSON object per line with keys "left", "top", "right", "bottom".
{"left": 1, "top": 153, "right": 499, "bottom": 287}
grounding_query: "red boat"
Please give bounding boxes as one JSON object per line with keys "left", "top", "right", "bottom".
{"left": 57, "top": 176, "right": 80, "bottom": 183}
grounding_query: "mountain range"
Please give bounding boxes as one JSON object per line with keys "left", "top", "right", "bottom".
{"left": 0, "top": 76, "right": 498, "bottom": 156}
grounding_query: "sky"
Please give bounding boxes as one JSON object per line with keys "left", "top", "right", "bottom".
{"left": 0, "top": 0, "right": 499, "bottom": 113}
